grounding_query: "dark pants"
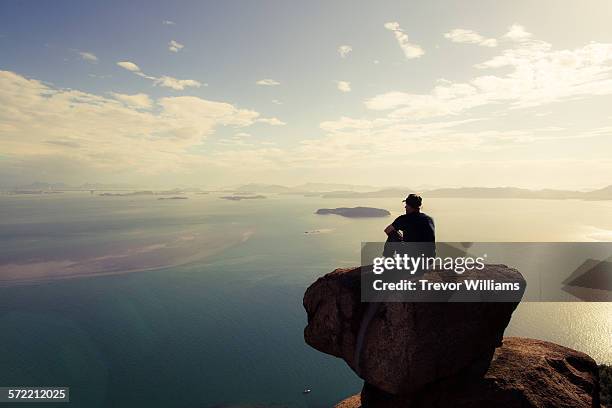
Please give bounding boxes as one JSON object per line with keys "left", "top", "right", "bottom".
{"left": 383, "top": 230, "right": 403, "bottom": 257}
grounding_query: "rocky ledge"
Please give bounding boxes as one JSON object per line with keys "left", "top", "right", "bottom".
{"left": 303, "top": 266, "right": 602, "bottom": 407}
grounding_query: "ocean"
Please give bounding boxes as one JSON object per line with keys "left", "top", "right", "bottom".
{"left": 0, "top": 192, "right": 610, "bottom": 407}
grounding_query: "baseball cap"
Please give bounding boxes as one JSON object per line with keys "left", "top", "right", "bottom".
{"left": 402, "top": 193, "right": 422, "bottom": 208}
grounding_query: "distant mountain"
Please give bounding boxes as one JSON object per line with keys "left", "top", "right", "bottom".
{"left": 234, "top": 184, "right": 293, "bottom": 193}
{"left": 17, "top": 182, "right": 68, "bottom": 190}
{"left": 321, "top": 188, "right": 411, "bottom": 198}
{"left": 235, "top": 183, "right": 391, "bottom": 194}
{"left": 8, "top": 181, "right": 139, "bottom": 191}
{"left": 6, "top": 181, "right": 612, "bottom": 201}
{"left": 293, "top": 183, "right": 377, "bottom": 192}
{"left": 425, "top": 186, "right": 612, "bottom": 200}
{"left": 582, "top": 185, "right": 612, "bottom": 200}
{"left": 424, "top": 187, "right": 575, "bottom": 199}
{"left": 317, "top": 186, "right": 612, "bottom": 201}
{"left": 79, "top": 182, "right": 136, "bottom": 190}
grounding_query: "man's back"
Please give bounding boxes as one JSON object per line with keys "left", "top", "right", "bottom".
{"left": 391, "top": 211, "right": 435, "bottom": 242}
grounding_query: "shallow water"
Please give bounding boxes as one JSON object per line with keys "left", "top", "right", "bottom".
{"left": 0, "top": 193, "right": 610, "bottom": 407}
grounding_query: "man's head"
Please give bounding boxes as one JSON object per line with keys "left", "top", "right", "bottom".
{"left": 403, "top": 194, "right": 422, "bottom": 214}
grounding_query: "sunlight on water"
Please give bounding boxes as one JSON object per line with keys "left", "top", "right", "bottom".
{"left": 508, "top": 302, "right": 612, "bottom": 364}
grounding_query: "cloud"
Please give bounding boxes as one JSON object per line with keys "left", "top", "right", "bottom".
{"left": 117, "top": 61, "right": 141, "bottom": 72}
{"left": 303, "top": 28, "right": 612, "bottom": 174}
{"left": 256, "top": 79, "right": 280, "bottom": 86}
{"left": 154, "top": 76, "right": 202, "bottom": 90}
{"left": 384, "top": 21, "right": 424, "bottom": 59}
{"left": 444, "top": 29, "right": 497, "bottom": 47}
{"left": 3, "top": 66, "right": 610, "bottom": 188}
{"left": 79, "top": 51, "right": 98, "bottom": 62}
{"left": 504, "top": 24, "right": 532, "bottom": 41}
{"left": 257, "top": 117, "right": 286, "bottom": 126}
{"left": 116, "top": 61, "right": 202, "bottom": 90}
{"left": 0, "top": 70, "right": 264, "bottom": 177}
{"left": 163, "top": 20, "right": 175, "bottom": 25}
{"left": 88, "top": 74, "right": 111, "bottom": 79}
{"left": 338, "top": 45, "right": 352, "bottom": 58}
{"left": 271, "top": 99, "right": 283, "bottom": 105}
{"left": 336, "top": 80, "right": 351, "bottom": 92}
{"left": 364, "top": 30, "right": 612, "bottom": 118}
{"left": 319, "top": 116, "right": 375, "bottom": 133}
{"left": 110, "top": 92, "right": 153, "bottom": 109}
{"left": 310, "top": 116, "right": 588, "bottom": 174}
{"left": 168, "top": 40, "right": 184, "bottom": 52}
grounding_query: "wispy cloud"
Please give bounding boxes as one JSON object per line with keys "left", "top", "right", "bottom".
{"left": 256, "top": 79, "right": 280, "bottom": 86}
{"left": 79, "top": 51, "right": 98, "bottom": 63}
{"left": 336, "top": 81, "right": 351, "bottom": 92}
{"left": 338, "top": 45, "right": 352, "bottom": 58}
{"left": 110, "top": 92, "right": 153, "bottom": 109}
{"left": 168, "top": 40, "right": 184, "bottom": 53}
{"left": 162, "top": 20, "right": 175, "bottom": 25}
{"left": 116, "top": 61, "right": 203, "bottom": 90}
{"left": 384, "top": 22, "right": 424, "bottom": 59}
{"left": 257, "top": 117, "right": 286, "bottom": 126}
{"left": 444, "top": 29, "right": 497, "bottom": 47}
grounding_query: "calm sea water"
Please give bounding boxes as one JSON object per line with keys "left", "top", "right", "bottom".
{"left": 0, "top": 193, "right": 610, "bottom": 407}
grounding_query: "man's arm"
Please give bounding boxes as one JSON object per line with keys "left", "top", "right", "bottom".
{"left": 384, "top": 224, "right": 396, "bottom": 235}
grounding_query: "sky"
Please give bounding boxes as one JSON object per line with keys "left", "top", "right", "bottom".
{"left": 1, "top": 0, "right": 612, "bottom": 189}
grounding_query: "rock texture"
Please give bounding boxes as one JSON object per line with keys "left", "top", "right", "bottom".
{"left": 303, "top": 266, "right": 523, "bottom": 394}
{"left": 334, "top": 337, "right": 601, "bottom": 408}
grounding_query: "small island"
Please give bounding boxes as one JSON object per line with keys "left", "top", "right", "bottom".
{"left": 315, "top": 207, "right": 390, "bottom": 218}
{"left": 304, "top": 228, "right": 333, "bottom": 234}
{"left": 158, "top": 196, "right": 188, "bottom": 200}
{"left": 220, "top": 195, "right": 266, "bottom": 201}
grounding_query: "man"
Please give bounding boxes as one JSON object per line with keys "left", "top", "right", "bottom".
{"left": 383, "top": 193, "right": 435, "bottom": 257}
{"left": 354, "top": 194, "right": 435, "bottom": 373}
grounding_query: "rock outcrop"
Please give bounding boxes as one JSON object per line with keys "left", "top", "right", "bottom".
{"left": 303, "top": 266, "right": 523, "bottom": 394}
{"left": 304, "top": 266, "right": 601, "bottom": 407}
{"left": 335, "top": 337, "right": 601, "bottom": 408}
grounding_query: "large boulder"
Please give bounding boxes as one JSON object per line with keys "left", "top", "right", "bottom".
{"left": 304, "top": 265, "right": 524, "bottom": 394}
{"left": 335, "top": 337, "right": 601, "bottom": 408}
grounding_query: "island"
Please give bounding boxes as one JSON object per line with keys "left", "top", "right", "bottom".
{"left": 315, "top": 207, "right": 390, "bottom": 218}
{"left": 304, "top": 228, "right": 333, "bottom": 234}
{"left": 158, "top": 196, "right": 188, "bottom": 200}
{"left": 99, "top": 190, "right": 186, "bottom": 197}
{"left": 220, "top": 195, "right": 266, "bottom": 201}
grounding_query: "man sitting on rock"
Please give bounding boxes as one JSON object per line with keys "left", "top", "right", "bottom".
{"left": 383, "top": 193, "right": 435, "bottom": 258}
{"left": 354, "top": 194, "right": 436, "bottom": 373}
